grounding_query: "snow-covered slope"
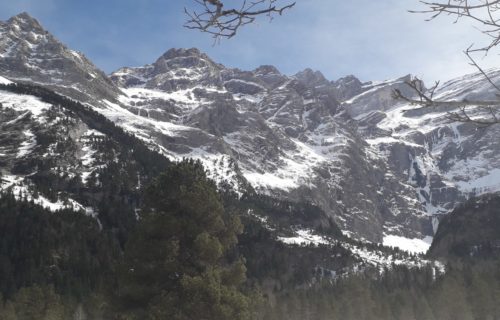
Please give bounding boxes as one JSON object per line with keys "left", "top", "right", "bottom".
{"left": 106, "top": 49, "right": 433, "bottom": 243}
{"left": 351, "top": 71, "right": 500, "bottom": 239}
{"left": 0, "top": 85, "right": 104, "bottom": 215}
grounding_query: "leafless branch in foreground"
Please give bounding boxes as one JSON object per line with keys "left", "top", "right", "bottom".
{"left": 184, "top": 0, "right": 296, "bottom": 41}
{"left": 411, "top": 0, "right": 500, "bottom": 54}
{"left": 392, "top": 76, "right": 500, "bottom": 126}
{"left": 447, "top": 105, "right": 500, "bottom": 125}
{"left": 395, "top": 1, "right": 500, "bottom": 125}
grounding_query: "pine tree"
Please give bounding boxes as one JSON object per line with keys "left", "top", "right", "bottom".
{"left": 117, "top": 160, "right": 250, "bottom": 319}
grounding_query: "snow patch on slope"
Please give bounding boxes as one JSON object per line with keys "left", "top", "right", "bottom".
{"left": 183, "top": 149, "right": 245, "bottom": 194}
{"left": 0, "top": 89, "right": 52, "bottom": 118}
{"left": 278, "top": 229, "right": 330, "bottom": 246}
{"left": 278, "top": 227, "right": 440, "bottom": 271}
{"left": 383, "top": 235, "right": 433, "bottom": 254}
{"left": 0, "top": 76, "right": 12, "bottom": 84}
{"left": 456, "top": 168, "right": 500, "bottom": 194}
{"left": 0, "top": 174, "right": 93, "bottom": 213}
{"left": 244, "top": 139, "right": 327, "bottom": 191}
{"left": 445, "top": 156, "right": 500, "bottom": 195}
{"left": 16, "top": 130, "right": 36, "bottom": 158}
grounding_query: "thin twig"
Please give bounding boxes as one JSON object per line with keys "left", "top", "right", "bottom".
{"left": 185, "top": 0, "right": 296, "bottom": 41}
{"left": 399, "top": 0, "right": 500, "bottom": 125}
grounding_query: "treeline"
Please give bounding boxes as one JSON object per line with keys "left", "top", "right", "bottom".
{"left": 237, "top": 217, "right": 356, "bottom": 289}
{"left": 235, "top": 193, "right": 342, "bottom": 237}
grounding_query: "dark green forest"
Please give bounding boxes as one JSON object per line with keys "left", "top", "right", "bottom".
{"left": 0, "top": 161, "right": 499, "bottom": 320}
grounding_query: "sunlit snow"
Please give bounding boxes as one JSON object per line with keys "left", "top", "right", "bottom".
{"left": 383, "top": 235, "right": 433, "bottom": 254}
{"left": 16, "top": 130, "right": 36, "bottom": 158}
{"left": 278, "top": 229, "right": 330, "bottom": 246}
{"left": 0, "top": 76, "right": 13, "bottom": 84}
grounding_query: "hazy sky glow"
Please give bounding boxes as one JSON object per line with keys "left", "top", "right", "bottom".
{"left": 1, "top": 0, "right": 499, "bottom": 83}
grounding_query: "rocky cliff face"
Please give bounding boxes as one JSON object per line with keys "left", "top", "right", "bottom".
{"left": 350, "top": 74, "right": 500, "bottom": 235}
{"left": 107, "top": 50, "right": 439, "bottom": 243}
{"left": 1, "top": 12, "right": 499, "bottom": 246}
{"left": 0, "top": 12, "right": 121, "bottom": 103}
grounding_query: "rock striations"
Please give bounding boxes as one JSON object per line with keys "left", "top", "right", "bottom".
{"left": 1, "top": 12, "right": 500, "bottom": 247}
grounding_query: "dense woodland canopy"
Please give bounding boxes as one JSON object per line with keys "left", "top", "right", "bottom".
{"left": 0, "top": 192, "right": 499, "bottom": 319}
{"left": 0, "top": 160, "right": 499, "bottom": 319}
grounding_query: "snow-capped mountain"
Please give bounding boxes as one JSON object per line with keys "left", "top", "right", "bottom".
{"left": 1, "top": 12, "right": 499, "bottom": 250}
{"left": 109, "top": 48, "right": 436, "bottom": 243}
{"left": 351, "top": 74, "right": 500, "bottom": 226}
{"left": 0, "top": 12, "right": 121, "bottom": 103}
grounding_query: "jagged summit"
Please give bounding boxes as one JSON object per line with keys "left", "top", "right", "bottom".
{"left": 253, "top": 65, "right": 281, "bottom": 75}
{"left": 158, "top": 47, "right": 209, "bottom": 60}
{"left": 294, "top": 68, "right": 329, "bottom": 88}
{"left": 7, "top": 12, "right": 44, "bottom": 30}
{"left": 110, "top": 47, "right": 224, "bottom": 91}
{"left": 0, "top": 13, "right": 121, "bottom": 103}
{"left": 331, "top": 75, "right": 363, "bottom": 101}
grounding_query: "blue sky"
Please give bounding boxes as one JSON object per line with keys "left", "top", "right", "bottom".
{"left": 0, "top": 0, "right": 498, "bottom": 83}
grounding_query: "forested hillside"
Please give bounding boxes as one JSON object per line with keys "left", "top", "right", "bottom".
{"left": 1, "top": 157, "right": 500, "bottom": 319}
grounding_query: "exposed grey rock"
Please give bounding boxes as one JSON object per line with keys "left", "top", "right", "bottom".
{"left": 332, "top": 75, "right": 364, "bottom": 101}
{"left": 111, "top": 48, "right": 224, "bottom": 92}
{"left": 295, "top": 68, "right": 329, "bottom": 88}
{"left": 0, "top": 12, "right": 122, "bottom": 104}
{"left": 2, "top": 12, "right": 500, "bottom": 245}
{"left": 344, "top": 75, "right": 418, "bottom": 118}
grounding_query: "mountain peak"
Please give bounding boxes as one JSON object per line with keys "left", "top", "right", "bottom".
{"left": 159, "top": 48, "right": 205, "bottom": 60}
{"left": 336, "top": 74, "right": 359, "bottom": 82}
{"left": 7, "top": 12, "right": 44, "bottom": 31}
{"left": 0, "top": 12, "right": 122, "bottom": 103}
{"left": 333, "top": 74, "right": 361, "bottom": 87}
{"left": 331, "top": 75, "right": 363, "bottom": 101}
{"left": 294, "top": 68, "right": 329, "bottom": 87}
{"left": 153, "top": 47, "right": 220, "bottom": 71}
{"left": 10, "top": 12, "right": 34, "bottom": 20}
{"left": 253, "top": 65, "right": 281, "bottom": 76}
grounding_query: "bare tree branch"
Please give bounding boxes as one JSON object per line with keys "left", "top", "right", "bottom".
{"left": 392, "top": 75, "right": 500, "bottom": 126}
{"left": 397, "top": 1, "right": 500, "bottom": 125}
{"left": 392, "top": 76, "right": 500, "bottom": 107}
{"left": 464, "top": 44, "right": 500, "bottom": 95}
{"left": 184, "top": 0, "right": 296, "bottom": 41}
{"left": 446, "top": 104, "right": 500, "bottom": 126}
{"left": 411, "top": 0, "right": 500, "bottom": 52}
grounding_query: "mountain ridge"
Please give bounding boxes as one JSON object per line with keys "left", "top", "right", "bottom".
{"left": 1, "top": 12, "right": 500, "bottom": 247}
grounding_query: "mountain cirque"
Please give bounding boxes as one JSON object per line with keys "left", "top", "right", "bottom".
{"left": 1, "top": 13, "right": 500, "bottom": 245}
